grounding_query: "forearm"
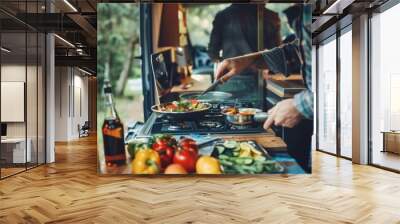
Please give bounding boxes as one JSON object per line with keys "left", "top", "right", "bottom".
{"left": 226, "top": 41, "right": 301, "bottom": 74}
{"left": 227, "top": 51, "right": 269, "bottom": 70}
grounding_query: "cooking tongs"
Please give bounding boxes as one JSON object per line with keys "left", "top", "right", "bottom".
{"left": 199, "top": 79, "right": 223, "bottom": 97}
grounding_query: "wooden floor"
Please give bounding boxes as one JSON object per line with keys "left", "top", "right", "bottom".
{"left": 1, "top": 136, "right": 400, "bottom": 224}
{"left": 1, "top": 167, "right": 26, "bottom": 178}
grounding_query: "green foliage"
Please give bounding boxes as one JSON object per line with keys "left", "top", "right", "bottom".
{"left": 97, "top": 3, "right": 140, "bottom": 95}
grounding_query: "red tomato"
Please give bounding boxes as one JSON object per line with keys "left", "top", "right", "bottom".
{"left": 179, "top": 137, "right": 196, "bottom": 145}
{"left": 179, "top": 138, "right": 198, "bottom": 155}
{"left": 152, "top": 143, "right": 175, "bottom": 169}
{"left": 151, "top": 134, "right": 177, "bottom": 148}
{"left": 173, "top": 149, "right": 197, "bottom": 173}
{"left": 166, "top": 104, "right": 178, "bottom": 110}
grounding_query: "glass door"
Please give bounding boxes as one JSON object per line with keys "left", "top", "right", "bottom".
{"left": 0, "top": 1, "right": 47, "bottom": 179}
{"left": 1, "top": 30, "right": 28, "bottom": 178}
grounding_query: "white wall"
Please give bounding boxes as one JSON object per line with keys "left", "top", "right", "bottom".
{"left": 55, "top": 66, "right": 69, "bottom": 141}
{"left": 1, "top": 65, "right": 40, "bottom": 137}
{"left": 54, "top": 67, "right": 89, "bottom": 141}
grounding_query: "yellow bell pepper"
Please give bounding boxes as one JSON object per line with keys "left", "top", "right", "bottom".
{"left": 131, "top": 149, "right": 161, "bottom": 174}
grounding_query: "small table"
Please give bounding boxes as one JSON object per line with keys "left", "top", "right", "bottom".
{"left": 381, "top": 131, "right": 400, "bottom": 154}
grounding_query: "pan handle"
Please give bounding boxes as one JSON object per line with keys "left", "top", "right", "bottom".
{"left": 254, "top": 112, "right": 268, "bottom": 123}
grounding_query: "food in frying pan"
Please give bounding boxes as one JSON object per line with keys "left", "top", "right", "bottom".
{"left": 239, "top": 108, "right": 259, "bottom": 116}
{"left": 222, "top": 107, "right": 238, "bottom": 115}
{"left": 158, "top": 99, "right": 209, "bottom": 113}
{"left": 222, "top": 107, "right": 260, "bottom": 116}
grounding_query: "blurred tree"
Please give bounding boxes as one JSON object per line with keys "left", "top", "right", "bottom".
{"left": 97, "top": 3, "right": 140, "bottom": 96}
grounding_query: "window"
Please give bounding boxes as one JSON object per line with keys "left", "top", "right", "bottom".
{"left": 370, "top": 3, "right": 400, "bottom": 171}
{"left": 317, "top": 37, "right": 337, "bottom": 154}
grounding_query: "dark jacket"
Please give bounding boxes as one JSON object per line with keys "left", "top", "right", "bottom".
{"left": 208, "top": 4, "right": 282, "bottom": 61}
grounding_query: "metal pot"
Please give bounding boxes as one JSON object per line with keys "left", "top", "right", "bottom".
{"left": 222, "top": 108, "right": 268, "bottom": 125}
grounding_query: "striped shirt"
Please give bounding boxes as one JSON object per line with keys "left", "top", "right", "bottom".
{"left": 261, "top": 5, "right": 313, "bottom": 119}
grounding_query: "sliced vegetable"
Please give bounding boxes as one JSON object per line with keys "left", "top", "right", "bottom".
{"left": 216, "top": 146, "right": 225, "bottom": 154}
{"left": 223, "top": 140, "right": 238, "bottom": 149}
{"left": 214, "top": 140, "right": 284, "bottom": 174}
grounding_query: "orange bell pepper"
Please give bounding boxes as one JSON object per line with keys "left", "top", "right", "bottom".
{"left": 131, "top": 149, "right": 161, "bottom": 174}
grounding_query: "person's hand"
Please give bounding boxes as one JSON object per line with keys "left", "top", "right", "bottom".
{"left": 215, "top": 56, "right": 255, "bottom": 82}
{"left": 263, "top": 99, "right": 303, "bottom": 129}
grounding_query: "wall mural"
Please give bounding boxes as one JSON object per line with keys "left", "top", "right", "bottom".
{"left": 97, "top": 2, "right": 313, "bottom": 175}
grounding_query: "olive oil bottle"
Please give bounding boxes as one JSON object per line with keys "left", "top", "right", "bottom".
{"left": 102, "top": 80, "right": 126, "bottom": 166}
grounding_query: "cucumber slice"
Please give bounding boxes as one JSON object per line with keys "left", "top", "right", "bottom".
{"left": 215, "top": 145, "right": 225, "bottom": 154}
{"left": 219, "top": 160, "right": 234, "bottom": 166}
{"left": 234, "top": 166, "right": 247, "bottom": 174}
{"left": 240, "top": 165, "right": 258, "bottom": 174}
{"left": 233, "top": 146, "right": 241, "bottom": 152}
{"left": 218, "top": 155, "right": 230, "bottom": 160}
{"left": 235, "top": 157, "right": 253, "bottom": 165}
{"left": 223, "top": 140, "right": 238, "bottom": 149}
{"left": 255, "top": 163, "right": 264, "bottom": 173}
{"left": 242, "top": 158, "right": 254, "bottom": 165}
{"left": 254, "top": 156, "right": 266, "bottom": 162}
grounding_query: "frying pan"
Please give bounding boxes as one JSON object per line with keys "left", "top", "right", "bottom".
{"left": 221, "top": 107, "right": 269, "bottom": 126}
{"left": 179, "top": 91, "right": 232, "bottom": 102}
{"left": 151, "top": 102, "right": 212, "bottom": 120}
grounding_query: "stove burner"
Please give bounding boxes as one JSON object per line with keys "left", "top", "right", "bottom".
{"left": 198, "top": 120, "right": 223, "bottom": 129}
{"left": 204, "top": 113, "right": 224, "bottom": 119}
{"left": 230, "top": 123, "right": 253, "bottom": 130}
{"left": 163, "top": 122, "right": 192, "bottom": 131}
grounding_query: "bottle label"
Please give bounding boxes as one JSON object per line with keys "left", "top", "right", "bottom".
{"left": 103, "top": 134, "right": 125, "bottom": 153}
{"left": 103, "top": 128, "right": 126, "bottom": 163}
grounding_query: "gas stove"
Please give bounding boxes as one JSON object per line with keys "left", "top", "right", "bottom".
{"left": 149, "top": 102, "right": 267, "bottom": 135}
